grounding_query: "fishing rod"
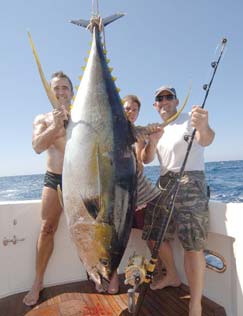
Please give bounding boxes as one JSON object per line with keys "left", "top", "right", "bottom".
{"left": 130, "top": 37, "right": 227, "bottom": 316}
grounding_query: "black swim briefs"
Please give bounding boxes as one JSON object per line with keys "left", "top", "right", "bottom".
{"left": 44, "top": 171, "right": 62, "bottom": 190}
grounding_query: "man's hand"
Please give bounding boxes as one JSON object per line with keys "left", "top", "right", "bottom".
{"left": 52, "top": 105, "right": 69, "bottom": 129}
{"left": 141, "top": 126, "right": 164, "bottom": 164}
{"left": 148, "top": 125, "right": 164, "bottom": 144}
{"left": 191, "top": 105, "right": 215, "bottom": 146}
{"left": 191, "top": 106, "right": 209, "bottom": 133}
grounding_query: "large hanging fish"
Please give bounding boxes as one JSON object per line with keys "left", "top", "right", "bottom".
{"left": 62, "top": 13, "right": 137, "bottom": 288}
{"left": 28, "top": 6, "right": 190, "bottom": 291}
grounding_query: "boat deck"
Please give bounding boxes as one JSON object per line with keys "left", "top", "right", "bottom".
{"left": 0, "top": 275, "right": 226, "bottom": 316}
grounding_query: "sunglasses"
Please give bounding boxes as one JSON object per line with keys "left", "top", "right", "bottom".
{"left": 155, "top": 95, "right": 175, "bottom": 102}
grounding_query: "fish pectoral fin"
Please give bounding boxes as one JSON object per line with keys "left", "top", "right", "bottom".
{"left": 95, "top": 145, "right": 108, "bottom": 221}
{"left": 57, "top": 185, "right": 63, "bottom": 208}
{"left": 96, "top": 144, "right": 102, "bottom": 212}
{"left": 82, "top": 197, "right": 100, "bottom": 219}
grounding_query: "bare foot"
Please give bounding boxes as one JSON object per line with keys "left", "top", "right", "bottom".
{"left": 23, "top": 283, "right": 43, "bottom": 306}
{"left": 107, "top": 272, "right": 119, "bottom": 294}
{"left": 150, "top": 274, "right": 181, "bottom": 290}
{"left": 153, "top": 261, "right": 166, "bottom": 282}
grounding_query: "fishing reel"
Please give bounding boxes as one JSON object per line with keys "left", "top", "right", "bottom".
{"left": 125, "top": 254, "right": 148, "bottom": 287}
{"left": 124, "top": 254, "right": 148, "bottom": 313}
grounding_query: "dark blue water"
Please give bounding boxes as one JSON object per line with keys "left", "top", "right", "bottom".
{"left": 0, "top": 174, "right": 44, "bottom": 201}
{"left": 0, "top": 160, "right": 242, "bottom": 203}
{"left": 143, "top": 160, "right": 243, "bottom": 203}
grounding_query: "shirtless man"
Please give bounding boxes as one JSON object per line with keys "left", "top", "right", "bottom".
{"left": 23, "top": 71, "right": 73, "bottom": 306}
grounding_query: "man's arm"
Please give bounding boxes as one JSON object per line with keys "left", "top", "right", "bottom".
{"left": 191, "top": 106, "right": 215, "bottom": 147}
{"left": 141, "top": 128, "right": 164, "bottom": 164}
{"left": 32, "top": 107, "right": 66, "bottom": 154}
{"left": 32, "top": 115, "right": 59, "bottom": 154}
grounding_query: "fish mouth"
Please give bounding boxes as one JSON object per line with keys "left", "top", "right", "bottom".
{"left": 89, "top": 269, "right": 111, "bottom": 292}
{"left": 99, "top": 273, "right": 110, "bottom": 292}
{"left": 98, "top": 259, "right": 112, "bottom": 282}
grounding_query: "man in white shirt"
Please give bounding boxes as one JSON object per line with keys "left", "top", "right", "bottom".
{"left": 141, "top": 86, "right": 214, "bottom": 316}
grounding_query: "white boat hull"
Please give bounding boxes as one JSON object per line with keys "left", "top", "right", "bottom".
{"left": 0, "top": 200, "right": 242, "bottom": 315}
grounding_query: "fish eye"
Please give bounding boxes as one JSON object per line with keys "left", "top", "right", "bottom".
{"left": 99, "top": 258, "right": 109, "bottom": 266}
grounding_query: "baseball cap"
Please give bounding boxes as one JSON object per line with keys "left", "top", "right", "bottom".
{"left": 155, "top": 86, "right": 177, "bottom": 98}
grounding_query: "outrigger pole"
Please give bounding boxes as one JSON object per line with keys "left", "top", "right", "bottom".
{"left": 131, "top": 37, "right": 227, "bottom": 316}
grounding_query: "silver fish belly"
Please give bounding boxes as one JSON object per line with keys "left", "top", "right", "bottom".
{"left": 63, "top": 26, "right": 136, "bottom": 286}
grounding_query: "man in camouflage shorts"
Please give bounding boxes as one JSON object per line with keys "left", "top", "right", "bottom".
{"left": 142, "top": 171, "right": 209, "bottom": 252}
{"left": 141, "top": 85, "right": 214, "bottom": 316}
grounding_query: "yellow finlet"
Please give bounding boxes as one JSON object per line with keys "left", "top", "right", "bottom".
{"left": 81, "top": 66, "right": 86, "bottom": 71}
{"left": 103, "top": 49, "right": 107, "bottom": 55}
{"left": 79, "top": 75, "right": 83, "bottom": 81}
{"left": 109, "top": 67, "right": 113, "bottom": 73}
{"left": 27, "top": 32, "right": 59, "bottom": 109}
{"left": 106, "top": 58, "right": 110, "bottom": 64}
{"left": 112, "top": 76, "right": 117, "bottom": 82}
{"left": 75, "top": 85, "right": 79, "bottom": 90}
{"left": 84, "top": 57, "right": 88, "bottom": 63}
{"left": 116, "top": 88, "right": 121, "bottom": 93}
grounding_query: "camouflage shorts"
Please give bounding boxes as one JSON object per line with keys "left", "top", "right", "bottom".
{"left": 142, "top": 171, "right": 209, "bottom": 251}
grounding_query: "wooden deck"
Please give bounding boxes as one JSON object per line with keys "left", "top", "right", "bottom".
{"left": 0, "top": 275, "right": 226, "bottom": 316}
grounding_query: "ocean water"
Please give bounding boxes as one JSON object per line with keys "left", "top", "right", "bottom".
{"left": 0, "top": 160, "right": 242, "bottom": 203}
{"left": 143, "top": 160, "right": 243, "bottom": 203}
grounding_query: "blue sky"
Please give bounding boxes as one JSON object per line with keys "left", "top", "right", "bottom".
{"left": 0, "top": 0, "right": 242, "bottom": 176}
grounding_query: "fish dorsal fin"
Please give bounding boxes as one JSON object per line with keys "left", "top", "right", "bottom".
{"left": 27, "top": 32, "right": 60, "bottom": 109}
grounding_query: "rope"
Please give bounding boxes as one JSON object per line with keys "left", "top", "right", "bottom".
{"left": 92, "top": 0, "right": 99, "bottom": 17}
{"left": 89, "top": 1, "right": 105, "bottom": 49}
{"left": 96, "top": 0, "right": 100, "bottom": 16}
